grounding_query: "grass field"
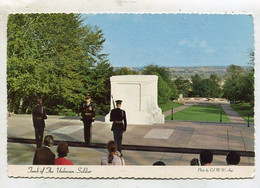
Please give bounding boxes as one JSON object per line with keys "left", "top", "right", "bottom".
{"left": 159, "top": 101, "right": 183, "bottom": 112}
{"left": 230, "top": 103, "right": 254, "bottom": 124}
{"left": 166, "top": 105, "right": 230, "bottom": 122}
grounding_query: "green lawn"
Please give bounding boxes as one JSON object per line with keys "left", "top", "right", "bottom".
{"left": 166, "top": 105, "right": 230, "bottom": 122}
{"left": 230, "top": 102, "right": 254, "bottom": 124}
{"left": 159, "top": 101, "right": 183, "bottom": 112}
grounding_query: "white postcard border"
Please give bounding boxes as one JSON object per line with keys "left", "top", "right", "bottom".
{"left": 0, "top": 0, "right": 260, "bottom": 187}
{"left": 8, "top": 165, "right": 254, "bottom": 179}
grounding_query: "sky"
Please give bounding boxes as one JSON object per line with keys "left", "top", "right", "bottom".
{"left": 82, "top": 14, "right": 254, "bottom": 67}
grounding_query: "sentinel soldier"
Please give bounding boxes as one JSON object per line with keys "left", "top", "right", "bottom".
{"left": 80, "top": 96, "right": 95, "bottom": 145}
{"left": 110, "top": 100, "right": 127, "bottom": 154}
{"left": 32, "top": 99, "right": 47, "bottom": 148}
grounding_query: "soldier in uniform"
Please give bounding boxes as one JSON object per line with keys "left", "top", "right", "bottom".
{"left": 32, "top": 99, "right": 48, "bottom": 148}
{"left": 110, "top": 100, "right": 127, "bottom": 154}
{"left": 80, "top": 96, "right": 95, "bottom": 145}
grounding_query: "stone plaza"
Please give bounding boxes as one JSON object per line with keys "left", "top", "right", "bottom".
{"left": 7, "top": 111, "right": 254, "bottom": 166}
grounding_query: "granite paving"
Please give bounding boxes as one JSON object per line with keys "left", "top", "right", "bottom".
{"left": 7, "top": 114, "right": 254, "bottom": 166}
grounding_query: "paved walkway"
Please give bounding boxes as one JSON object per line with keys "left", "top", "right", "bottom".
{"left": 221, "top": 104, "right": 247, "bottom": 124}
{"left": 7, "top": 114, "right": 254, "bottom": 166}
{"left": 163, "top": 104, "right": 192, "bottom": 117}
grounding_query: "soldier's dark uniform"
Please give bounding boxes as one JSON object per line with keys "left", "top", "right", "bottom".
{"left": 32, "top": 102, "right": 47, "bottom": 148}
{"left": 80, "top": 100, "right": 95, "bottom": 145}
{"left": 110, "top": 100, "right": 127, "bottom": 153}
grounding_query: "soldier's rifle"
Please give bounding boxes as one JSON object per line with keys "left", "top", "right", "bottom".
{"left": 111, "top": 95, "right": 116, "bottom": 109}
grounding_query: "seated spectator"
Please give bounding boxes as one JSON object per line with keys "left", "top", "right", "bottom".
{"left": 200, "top": 150, "right": 213, "bottom": 166}
{"left": 54, "top": 141, "right": 73, "bottom": 165}
{"left": 101, "top": 141, "right": 125, "bottom": 165}
{"left": 226, "top": 151, "right": 240, "bottom": 165}
{"left": 33, "top": 135, "right": 55, "bottom": 165}
{"left": 153, "top": 161, "right": 166, "bottom": 166}
{"left": 190, "top": 158, "right": 200, "bottom": 166}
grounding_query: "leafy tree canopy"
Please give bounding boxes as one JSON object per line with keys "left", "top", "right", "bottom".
{"left": 7, "top": 13, "right": 112, "bottom": 115}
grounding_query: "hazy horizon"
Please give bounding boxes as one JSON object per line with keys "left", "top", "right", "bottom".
{"left": 112, "top": 65, "right": 252, "bottom": 68}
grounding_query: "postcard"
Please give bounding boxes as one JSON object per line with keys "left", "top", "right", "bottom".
{"left": 0, "top": 0, "right": 259, "bottom": 187}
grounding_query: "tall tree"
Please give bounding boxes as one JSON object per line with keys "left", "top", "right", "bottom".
{"left": 7, "top": 13, "right": 112, "bottom": 115}
{"left": 249, "top": 50, "right": 255, "bottom": 67}
{"left": 248, "top": 50, "right": 255, "bottom": 105}
{"left": 240, "top": 71, "right": 254, "bottom": 105}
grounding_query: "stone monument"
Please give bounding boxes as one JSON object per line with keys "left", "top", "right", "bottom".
{"left": 178, "top": 94, "right": 184, "bottom": 103}
{"left": 105, "top": 75, "right": 165, "bottom": 125}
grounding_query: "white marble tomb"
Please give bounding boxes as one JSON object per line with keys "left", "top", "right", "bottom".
{"left": 105, "top": 75, "right": 165, "bottom": 125}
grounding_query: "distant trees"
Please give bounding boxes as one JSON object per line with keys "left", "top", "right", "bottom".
{"left": 174, "top": 76, "right": 191, "bottom": 97}
{"left": 112, "top": 62, "right": 253, "bottom": 105}
{"left": 113, "top": 67, "right": 140, "bottom": 75}
{"left": 7, "top": 13, "right": 113, "bottom": 115}
{"left": 142, "top": 62, "right": 254, "bottom": 105}
{"left": 142, "top": 65, "right": 178, "bottom": 104}
{"left": 190, "top": 74, "right": 222, "bottom": 98}
{"left": 223, "top": 64, "right": 254, "bottom": 105}
{"left": 178, "top": 63, "right": 254, "bottom": 104}
{"left": 112, "top": 65, "right": 179, "bottom": 104}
